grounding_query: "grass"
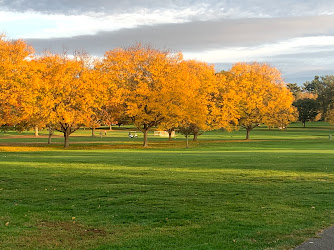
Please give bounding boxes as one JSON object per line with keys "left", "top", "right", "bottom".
{"left": 1, "top": 122, "right": 334, "bottom": 249}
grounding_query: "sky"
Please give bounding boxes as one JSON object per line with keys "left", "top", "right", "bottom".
{"left": 1, "top": 0, "right": 334, "bottom": 84}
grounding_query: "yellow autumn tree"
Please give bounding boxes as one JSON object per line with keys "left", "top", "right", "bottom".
{"left": 23, "top": 58, "right": 49, "bottom": 137}
{"left": 229, "top": 62, "right": 295, "bottom": 139}
{"left": 325, "top": 108, "right": 334, "bottom": 125}
{"left": 84, "top": 63, "right": 106, "bottom": 137}
{"left": 156, "top": 59, "right": 216, "bottom": 142}
{"left": 155, "top": 60, "right": 185, "bottom": 141}
{"left": 211, "top": 71, "right": 242, "bottom": 132}
{"left": 176, "top": 60, "right": 217, "bottom": 144}
{"left": 94, "top": 54, "right": 127, "bottom": 133}
{"left": 32, "top": 52, "right": 102, "bottom": 147}
{"left": 0, "top": 35, "right": 34, "bottom": 129}
{"left": 100, "top": 44, "right": 183, "bottom": 147}
{"left": 263, "top": 84, "right": 298, "bottom": 129}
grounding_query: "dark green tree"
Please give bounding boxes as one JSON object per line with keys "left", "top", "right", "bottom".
{"left": 293, "top": 98, "right": 319, "bottom": 127}
{"left": 303, "top": 75, "right": 334, "bottom": 116}
{"left": 286, "top": 83, "right": 301, "bottom": 97}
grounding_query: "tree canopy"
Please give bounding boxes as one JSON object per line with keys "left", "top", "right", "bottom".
{"left": 0, "top": 35, "right": 34, "bottom": 128}
{"left": 0, "top": 35, "right": 299, "bottom": 147}
{"left": 304, "top": 75, "right": 334, "bottom": 117}
{"left": 293, "top": 98, "right": 319, "bottom": 127}
{"left": 227, "top": 63, "right": 296, "bottom": 139}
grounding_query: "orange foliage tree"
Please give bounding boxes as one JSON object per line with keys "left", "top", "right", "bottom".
{"left": 0, "top": 35, "right": 34, "bottom": 129}
{"left": 212, "top": 71, "right": 242, "bottom": 132}
{"left": 263, "top": 84, "right": 298, "bottom": 129}
{"left": 100, "top": 45, "right": 183, "bottom": 147}
{"left": 0, "top": 36, "right": 300, "bottom": 147}
{"left": 94, "top": 54, "right": 127, "bottom": 132}
{"left": 175, "top": 60, "right": 218, "bottom": 145}
{"left": 228, "top": 62, "right": 296, "bottom": 139}
{"left": 157, "top": 60, "right": 218, "bottom": 142}
{"left": 32, "top": 53, "right": 103, "bottom": 147}
{"left": 325, "top": 108, "right": 334, "bottom": 125}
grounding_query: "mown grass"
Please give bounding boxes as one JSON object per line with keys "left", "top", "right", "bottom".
{"left": 1, "top": 122, "right": 334, "bottom": 249}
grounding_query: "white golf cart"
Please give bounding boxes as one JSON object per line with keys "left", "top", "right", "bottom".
{"left": 128, "top": 131, "right": 138, "bottom": 138}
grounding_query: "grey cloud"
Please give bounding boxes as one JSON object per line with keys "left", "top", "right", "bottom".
{"left": 26, "top": 14, "right": 334, "bottom": 85}
{"left": 215, "top": 60, "right": 334, "bottom": 85}
{"left": 264, "top": 49, "right": 334, "bottom": 61}
{"left": 283, "top": 70, "right": 334, "bottom": 85}
{"left": 27, "top": 15, "right": 334, "bottom": 55}
{"left": 265, "top": 51, "right": 334, "bottom": 83}
{"left": 244, "top": 50, "right": 334, "bottom": 84}
{"left": 1, "top": 0, "right": 205, "bottom": 15}
{"left": 1, "top": 0, "right": 334, "bottom": 17}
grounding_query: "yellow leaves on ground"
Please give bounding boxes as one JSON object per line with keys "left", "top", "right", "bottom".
{"left": 0, "top": 146, "right": 48, "bottom": 152}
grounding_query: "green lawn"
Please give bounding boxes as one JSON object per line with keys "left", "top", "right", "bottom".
{"left": 1, "top": 122, "right": 334, "bottom": 249}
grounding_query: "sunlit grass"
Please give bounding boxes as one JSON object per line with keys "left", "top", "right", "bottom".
{"left": 1, "top": 122, "right": 334, "bottom": 249}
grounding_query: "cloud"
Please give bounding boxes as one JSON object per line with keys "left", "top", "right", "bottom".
{"left": 214, "top": 43, "right": 334, "bottom": 84}
{"left": 1, "top": 8, "right": 200, "bottom": 39}
{"left": 3, "top": 0, "right": 332, "bottom": 84}
{"left": 3, "top": 1, "right": 334, "bottom": 42}
{"left": 25, "top": 14, "right": 334, "bottom": 84}
{"left": 27, "top": 15, "right": 334, "bottom": 55}
{"left": 1, "top": 0, "right": 334, "bottom": 17}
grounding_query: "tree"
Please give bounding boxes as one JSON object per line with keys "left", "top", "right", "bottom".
{"left": 287, "top": 82, "right": 317, "bottom": 101}
{"left": 94, "top": 56, "right": 126, "bottom": 132}
{"left": 156, "top": 61, "right": 189, "bottom": 141}
{"left": 180, "top": 60, "right": 218, "bottom": 141}
{"left": 0, "top": 35, "right": 34, "bottom": 128}
{"left": 159, "top": 59, "right": 217, "bottom": 143}
{"left": 293, "top": 98, "right": 319, "bottom": 127}
{"left": 88, "top": 112, "right": 102, "bottom": 137}
{"left": 33, "top": 53, "right": 102, "bottom": 147}
{"left": 212, "top": 71, "right": 241, "bottom": 132}
{"left": 286, "top": 83, "right": 301, "bottom": 97}
{"left": 304, "top": 75, "right": 334, "bottom": 116}
{"left": 228, "top": 62, "right": 294, "bottom": 139}
{"left": 263, "top": 84, "right": 298, "bottom": 129}
{"left": 178, "top": 123, "right": 199, "bottom": 148}
{"left": 100, "top": 44, "right": 183, "bottom": 147}
{"left": 325, "top": 108, "right": 334, "bottom": 125}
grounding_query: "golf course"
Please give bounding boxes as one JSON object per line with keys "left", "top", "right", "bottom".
{"left": 1, "top": 122, "right": 334, "bottom": 249}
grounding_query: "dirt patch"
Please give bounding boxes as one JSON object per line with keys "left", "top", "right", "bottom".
{"left": 16, "top": 221, "right": 109, "bottom": 249}
{"left": 38, "top": 221, "right": 107, "bottom": 237}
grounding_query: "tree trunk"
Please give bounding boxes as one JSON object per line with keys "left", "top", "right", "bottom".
{"left": 91, "top": 127, "right": 95, "bottom": 137}
{"left": 143, "top": 129, "right": 148, "bottom": 147}
{"left": 246, "top": 128, "right": 251, "bottom": 140}
{"left": 34, "top": 125, "right": 39, "bottom": 137}
{"left": 168, "top": 130, "right": 172, "bottom": 141}
{"left": 48, "top": 132, "right": 52, "bottom": 144}
{"left": 48, "top": 125, "right": 54, "bottom": 144}
{"left": 303, "top": 121, "right": 306, "bottom": 128}
{"left": 109, "top": 125, "right": 112, "bottom": 130}
{"left": 186, "top": 135, "right": 189, "bottom": 148}
{"left": 64, "top": 128, "right": 70, "bottom": 148}
{"left": 193, "top": 132, "right": 198, "bottom": 141}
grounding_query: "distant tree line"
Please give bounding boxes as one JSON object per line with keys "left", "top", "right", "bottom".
{"left": 287, "top": 75, "right": 334, "bottom": 127}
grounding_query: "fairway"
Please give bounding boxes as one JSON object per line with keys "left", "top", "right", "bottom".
{"left": 1, "top": 123, "right": 334, "bottom": 249}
